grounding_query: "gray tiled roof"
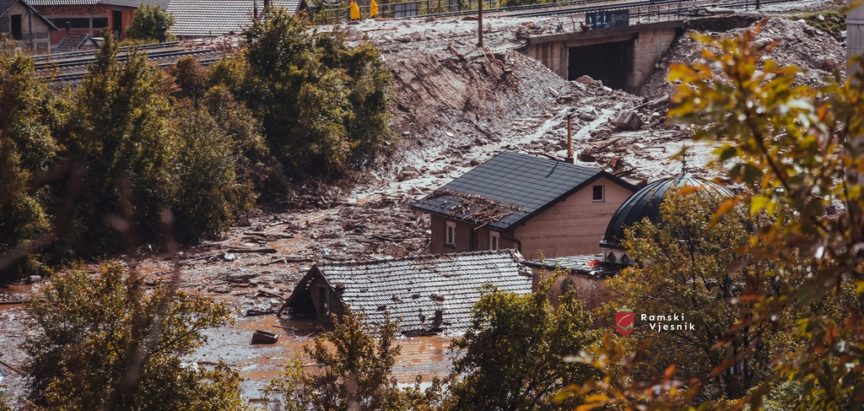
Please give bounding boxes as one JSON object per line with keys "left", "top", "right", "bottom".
{"left": 287, "top": 250, "right": 533, "bottom": 335}
{"left": 27, "top": 0, "right": 161, "bottom": 6}
{"left": 412, "top": 151, "right": 634, "bottom": 231}
{"left": 167, "top": 0, "right": 303, "bottom": 37}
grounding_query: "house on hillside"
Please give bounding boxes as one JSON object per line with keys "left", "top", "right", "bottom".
{"left": 281, "top": 250, "right": 533, "bottom": 335}
{"left": 0, "top": 0, "right": 57, "bottom": 53}
{"left": 411, "top": 151, "right": 637, "bottom": 259}
{"left": 166, "top": 0, "right": 307, "bottom": 38}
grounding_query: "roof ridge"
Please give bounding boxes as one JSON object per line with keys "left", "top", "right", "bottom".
{"left": 318, "top": 249, "right": 522, "bottom": 268}
{"left": 500, "top": 150, "right": 601, "bottom": 173}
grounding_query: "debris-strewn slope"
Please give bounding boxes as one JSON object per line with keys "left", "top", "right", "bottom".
{"left": 640, "top": 16, "right": 846, "bottom": 99}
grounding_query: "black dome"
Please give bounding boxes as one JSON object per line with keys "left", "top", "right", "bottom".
{"left": 599, "top": 175, "right": 731, "bottom": 249}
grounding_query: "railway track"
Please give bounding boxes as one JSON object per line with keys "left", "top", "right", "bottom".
{"left": 31, "top": 41, "right": 182, "bottom": 63}
{"left": 38, "top": 47, "right": 226, "bottom": 84}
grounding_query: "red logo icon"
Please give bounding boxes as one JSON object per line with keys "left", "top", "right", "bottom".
{"left": 615, "top": 309, "right": 635, "bottom": 336}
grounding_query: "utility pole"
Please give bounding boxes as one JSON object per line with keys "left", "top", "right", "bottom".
{"left": 477, "top": 0, "right": 483, "bottom": 47}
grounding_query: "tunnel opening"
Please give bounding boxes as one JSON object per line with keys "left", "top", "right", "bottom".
{"left": 568, "top": 40, "right": 634, "bottom": 90}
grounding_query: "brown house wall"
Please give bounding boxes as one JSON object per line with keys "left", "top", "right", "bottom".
{"left": 515, "top": 176, "right": 633, "bottom": 259}
{"left": 35, "top": 4, "right": 134, "bottom": 44}
{"left": 429, "top": 214, "right": 515, "bottom": 254}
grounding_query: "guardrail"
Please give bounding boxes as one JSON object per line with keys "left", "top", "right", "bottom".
{"left": 309, "top": 0, "right": 795, "bottom": 24}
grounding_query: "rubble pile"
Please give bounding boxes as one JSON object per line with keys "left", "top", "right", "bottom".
{"left": 640, "top": 16, "right": 847, "bottom": 99}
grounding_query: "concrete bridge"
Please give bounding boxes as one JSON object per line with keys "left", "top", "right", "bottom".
{"left": 522, "top": 20, "right": 683, "bottom": 92}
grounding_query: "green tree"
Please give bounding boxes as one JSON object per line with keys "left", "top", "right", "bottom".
{"left": 600, "top": 191, "right": 800, "bottom": 402}
{"left": 0, "top": 52, "right": 58, "bottom": 280}
{"left": 171, "top": 56, "right": 208, "bottom": 102}
{"left": 62, "top": 34, "right": 177, "bottom": 251}
{"left": 666, "top": 24, "right": 864, "bottom": 409}
{"left": 563, "top": 23, "right": 864, "bottom": 410}
{"left": 244, "top": 10, "right": 393, "bottom": 180}
{"left": 23, "top": 263, "right": 242, "bottom": 409}
{"left": 126, "top": 5, "right": 175, "bottom": 42}
{"left": 445, "top": 286, "right": 597, "bottom": 410}
{"left": 268, "top": 312, "right": 441, "bottom": 410}
{"left": 172, "top": 103, "right": 255, "bottom": 242}
{"left": 202, "top": 86, "right": 282, "bottom": 194}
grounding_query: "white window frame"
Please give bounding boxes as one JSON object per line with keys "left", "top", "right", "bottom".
{"left": 592, "top": 184, "right": 605, "bottom": 202}
{"left": 489, "top": 231, "right": 500, "bottom": 251}
{"left": 445, "top": 221, "right": 456, "bottom": 246}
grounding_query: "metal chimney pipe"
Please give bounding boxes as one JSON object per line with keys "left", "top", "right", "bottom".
{"left": 566, "top": 114, "right": 574, "bottom": 163}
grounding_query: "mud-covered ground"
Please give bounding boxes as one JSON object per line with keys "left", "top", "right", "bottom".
{"left": 0, "top": 0, "right": 845, "bottom": 406}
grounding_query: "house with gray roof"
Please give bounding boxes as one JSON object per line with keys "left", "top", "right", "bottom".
{"left": 166, "top": 0, "right": 306, "bottom": 38}
{"left": 411, "top": 151, "right": 637, "bottom": 259}
{"left": 282, "top": 250, "right": 533, "bottom": 335}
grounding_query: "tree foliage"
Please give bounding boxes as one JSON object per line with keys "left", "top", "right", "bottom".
{"left": 596, "top": 191, "right": 804, "bottom": 405}
{"left": 62, "top": 35, "right": 177, "bottom": 251}
{"left": 0, "top": 53, "right": 57, "bottom": 280}
{"left": 563, "top": 22, "right": 864, "bottom": 410}
{"left": 23, "top": 263, "right": 241, "bottom": 410}
{"left": 667, "top": 23, "right": 864, "bottom": 409}
{"left": 126, "top": 5, "right": 175, "bottom": 42}
{"left": 268, "top": 312, "right": 441, "bottom": 410}
{"left": 445, "top": 286, "right": 597, "bottom": 410}
{"left": 171, "top": 103, "right": 256, "bottom": 242}
{"left": 244, "top": 10, "right": 393, "bottom": 180}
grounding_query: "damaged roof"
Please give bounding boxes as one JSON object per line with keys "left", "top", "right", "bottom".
{"left": 285, "top": 250, "right": 533, "bottom": 335}
{"left": 523, "top": 254, "right": 620, "bottom": 278}
{"left": 411, "top": 151, "right": 635, "bottom": 230}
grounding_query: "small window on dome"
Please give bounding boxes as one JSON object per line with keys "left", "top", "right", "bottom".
{"left": 606, "top": 252, "right": 616, "bottom": 263}
{"left": 592, "top": 184, "right": 604, "bottom": 202}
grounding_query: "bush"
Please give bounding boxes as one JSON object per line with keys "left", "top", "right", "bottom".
{"left": 0, "top": 53, "right": 57, "bottom": 281}
{"left": 245, "top": 10, "right": 394, "bottom": 180}
{"left": 126, "top": 5, "right": 175, "bottom": 42}
{"left": 172, "top": 103, "right": 255, "bottom": 242}
{"left": 267, "top": 312, "right": 441, "bottom": 410}
{"left": 23, "top": 263, "right": 241, "bottom": 409}
{"left": 445, "top": 286, "right": 597, "bottom": 410}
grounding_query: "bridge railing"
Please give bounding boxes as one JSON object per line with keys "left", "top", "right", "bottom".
{"left": 308, "top": 0, "right": 772, "bottom": 26}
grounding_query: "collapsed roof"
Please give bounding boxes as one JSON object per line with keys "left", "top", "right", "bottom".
{"left": 283, "top": 250, "right": 533, "bottom": 335}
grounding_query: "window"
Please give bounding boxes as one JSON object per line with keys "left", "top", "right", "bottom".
{"left": 592, "top": 184, "right": 604, "bottom": 202}
{"left": 489, "top": 231, "right": 500, "bottom": 251}
{"left": 318, "top": 287, "right": 329, "bottom": 315}
{"left": 10, "top": 15, "right": 21, "bottom": 40}
{"left": 51, "top": 18, "right": 92, "bottom": 29}
{"left": 445, "top": 221, "right": 456, "bottom": 246}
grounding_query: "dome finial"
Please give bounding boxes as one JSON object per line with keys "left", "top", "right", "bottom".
{"left": 680, "top": 145, "right": 689, "bottom": 176}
